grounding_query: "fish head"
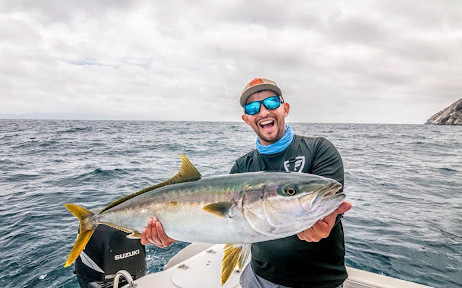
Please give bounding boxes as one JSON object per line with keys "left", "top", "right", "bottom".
{"left": 243, "top": 172, "right": 344, "bottom": 236}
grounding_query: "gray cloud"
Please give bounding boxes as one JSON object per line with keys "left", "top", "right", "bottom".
{"left": 1, "top": 0, "right": 461, "bottom": 123}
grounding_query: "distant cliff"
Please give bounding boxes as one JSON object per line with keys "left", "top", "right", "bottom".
{"left": 426, "top": 98, "right": 462, "bottom": 125}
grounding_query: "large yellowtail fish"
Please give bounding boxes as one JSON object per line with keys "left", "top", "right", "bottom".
{"left": 64, "top": 155, "right": 344, "bottom": 285}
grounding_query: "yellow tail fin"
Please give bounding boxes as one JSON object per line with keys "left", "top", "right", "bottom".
{"left": 63, "top": 203, "right": 96, "bottom": 267}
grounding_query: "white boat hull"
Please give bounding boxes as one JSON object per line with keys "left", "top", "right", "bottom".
{"left": 123, "top": 243, "right": 433, "bottom": 288}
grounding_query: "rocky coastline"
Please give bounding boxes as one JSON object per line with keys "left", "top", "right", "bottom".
{"left": 426, "top": 98, "right": 462, "bottom": 125}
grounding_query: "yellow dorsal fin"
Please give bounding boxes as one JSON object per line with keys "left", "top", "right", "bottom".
{"left": 99, "top": 155, "right": 201, "bottom": 213}
{"left": 222, "top": 244, "right": 242, "bottom": 285}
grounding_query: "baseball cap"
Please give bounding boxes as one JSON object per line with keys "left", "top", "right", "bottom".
{"left": 240, "top": 78, "right": 283, "bottom": 107}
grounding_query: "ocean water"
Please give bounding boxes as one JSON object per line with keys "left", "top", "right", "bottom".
{"left": 0, "top": 120, "right": 461, "bottom": 288}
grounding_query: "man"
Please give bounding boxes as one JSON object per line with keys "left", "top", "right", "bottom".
{"left": 141, "top": 78, "right": 352, "bottom": 288}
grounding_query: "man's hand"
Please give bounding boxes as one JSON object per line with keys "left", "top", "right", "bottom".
{"left": 297, "top": 201, "right": 352, "bottom": 242}
{"left": 141, "top": 217, "right": 177, "bottom": 247}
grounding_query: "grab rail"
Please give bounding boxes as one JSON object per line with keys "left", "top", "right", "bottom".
{"left": 113, "top": 270, "right": 137, "bottom": 288}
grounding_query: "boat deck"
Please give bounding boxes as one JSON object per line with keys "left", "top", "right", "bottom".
{"left": 126, "top": 243, "right": 433, "bottom": 288}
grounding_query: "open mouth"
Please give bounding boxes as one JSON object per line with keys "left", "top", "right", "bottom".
{"left": 300, "top": 182, "right": 343, "bottom": 212}
{"left": 318, "top": 182, "right": 342, "bottom": 197}
{"left": 259, "top": 119, "right": 275, "bottom": 131}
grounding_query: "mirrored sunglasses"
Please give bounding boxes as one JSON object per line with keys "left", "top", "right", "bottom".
{"left": 244, "top": 96, "right": 282, "bottom": 115}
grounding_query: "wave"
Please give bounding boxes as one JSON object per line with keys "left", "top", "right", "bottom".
{"left": 56, "top": 126, "right": 94, "bottom": 134}
{"left": 76, "top": 167, "right": 129, "bottom": 180}
{"left": 438, "top": 167, "right": 458, "bottom": 173}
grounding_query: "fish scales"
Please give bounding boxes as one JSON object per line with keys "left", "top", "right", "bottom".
{"left": 99, "top": 175, "right": 252, "bottom": 243}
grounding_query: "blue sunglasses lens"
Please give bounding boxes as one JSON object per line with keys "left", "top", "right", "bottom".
{"left": 263, "top": 96, "right": 281, "bottom": 110}
{"left": 245, "top": 102, "right": 261, "bottom": 115}
{"left": 245, "top": 96, "right": 281, "bottom": 115}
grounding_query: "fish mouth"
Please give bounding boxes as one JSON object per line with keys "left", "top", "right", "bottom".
{"left": 299, "top": 182, "right": 343, "bottom": 212}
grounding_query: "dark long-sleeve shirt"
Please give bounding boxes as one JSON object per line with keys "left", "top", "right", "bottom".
{"left": 230, "top": 135, "right": 347, "bottom": 288}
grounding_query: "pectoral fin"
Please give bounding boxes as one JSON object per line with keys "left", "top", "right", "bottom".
{"left": 203, "top": 202, "right": 233, "bottom": 218}
{"left": 126, "top": 231, "right": 142, "bottom": 239}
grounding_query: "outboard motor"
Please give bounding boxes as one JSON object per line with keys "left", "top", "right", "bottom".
{"left": 75, "top": 225, "right": 146, "bottom": 288}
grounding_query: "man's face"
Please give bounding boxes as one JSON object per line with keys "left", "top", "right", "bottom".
{"left": 242, "top": 90, "right": 290, "bottom": 145}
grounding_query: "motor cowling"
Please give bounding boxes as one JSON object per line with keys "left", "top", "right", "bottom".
{"left": 75, "top": 225, "right": 146, "bottom": 288}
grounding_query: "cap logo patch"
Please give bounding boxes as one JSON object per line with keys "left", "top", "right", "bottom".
{"left": 249, "top": 78, "right": 264, "bottom": 87}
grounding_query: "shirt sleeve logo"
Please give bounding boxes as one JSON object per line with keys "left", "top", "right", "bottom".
{"left": 284, "top": 156, "right": 305, "bottom": 173}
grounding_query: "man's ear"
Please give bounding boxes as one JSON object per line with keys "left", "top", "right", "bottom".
{"left": 283, "top": 103, "right": 290, "bottom": 117}
{"left": 242, "top": 114, "right": 250, "bottom": 125}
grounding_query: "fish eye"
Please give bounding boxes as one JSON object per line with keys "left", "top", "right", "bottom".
{"left": 285, "top": 186, "right": 297, "bottom": 196}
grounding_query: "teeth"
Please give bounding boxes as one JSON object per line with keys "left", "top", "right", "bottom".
{"left": 260, "top": 120, "right": 273, "bottom": 126}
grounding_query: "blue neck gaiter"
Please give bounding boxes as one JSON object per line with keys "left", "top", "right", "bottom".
{"left": 256, "top": 125, "right": 294, "bottom": 155}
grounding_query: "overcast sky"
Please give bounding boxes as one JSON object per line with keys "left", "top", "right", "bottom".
{"left": 1, "top": 0, "right": 461, "bottom": 124}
